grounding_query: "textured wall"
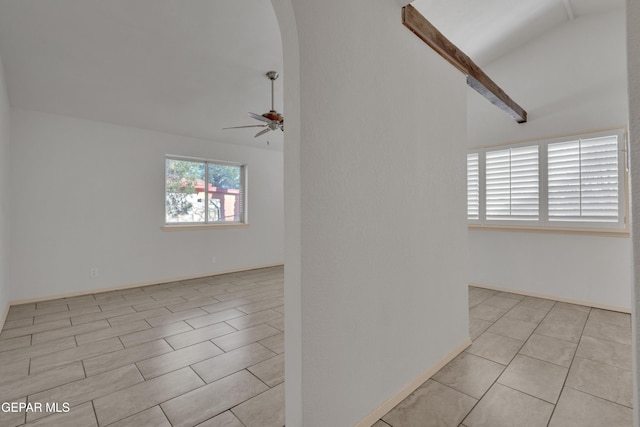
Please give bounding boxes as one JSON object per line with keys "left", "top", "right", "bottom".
{"left": 9, "top": 108, "right": 284, "bottom": 301}
{"left": 626, "top": 0, "right": 640, "bottom": 424}
{"left": 0, "top": 53, "right": 9, "bottom": 321}
{"left": 279, "top": 0, "right": 470, "bottom": 425}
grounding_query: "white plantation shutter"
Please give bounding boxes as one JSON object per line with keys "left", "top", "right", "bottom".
{"left": 467, "top": 153, "right": 479, "bottom": 220}
{"left": 581, "top": 137, "right": 619, "bottom": 219}
{"left": 510, "top": 146, "right": 539, "bottom": 218}
{"left": 548, "top": 136, "right": 619, "bottom": 222}
{"left": 548, "top": 141, "right": 581, "bottom": 218}
{"left": 486, "top": 149, "right": 511, "bottom": 219}
{"left": 485, "top": 146, "right": 538, "bottom": 220}
{"left": 469, "top": 130, "right": 624, "bottom": 229}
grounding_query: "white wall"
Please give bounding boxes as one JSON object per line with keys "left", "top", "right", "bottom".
{"left": 468, "top": 7, "right": 631, "bottom": 309}
{"left": 281, "top": 1, "right": 469, "bottom": 425}
{"left": 8, "top": 108, "right": 283, "bottom": 301}
{"left": 0, "top": 53, "right": 9, "bottom": 316}
{"left": 627, "top": 0, "right": 640, "bottom": 424}
{"left": 270, "top": 1, "right": 303, "bottom": 426}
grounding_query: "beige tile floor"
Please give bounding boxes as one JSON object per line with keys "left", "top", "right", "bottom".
{"left": 377, "top": 287, "right": 633, "bottom": 427}
{"left": 0, "top": 266, "right": 285, "bottom": 427}
{"left": 0, "top": 268, "right": 633, "bottom": 427}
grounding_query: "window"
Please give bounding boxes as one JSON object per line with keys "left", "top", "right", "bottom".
{"left": 485, "top": 146, "right": 539, "bottom": 221}
{"left": 467, "top": 129, "right": 627, "bottom": 230}
{"left": 165, "top": 156, "right": 246, "bottom": 225}
{"left": 467, "top": 153, "right": 479, "bottom": 220}
{"left": 547, "top": 136, "right": 619, "bottom": 222}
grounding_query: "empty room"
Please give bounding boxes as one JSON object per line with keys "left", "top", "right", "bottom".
{"left": 0, "top": 1, "right": 639, "bottom": 427}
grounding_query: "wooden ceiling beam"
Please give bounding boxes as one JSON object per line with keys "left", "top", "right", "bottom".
{"left": 402, "top": 4, "right": 527, "bottom": 123}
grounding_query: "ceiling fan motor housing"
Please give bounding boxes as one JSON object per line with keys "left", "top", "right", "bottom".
{"left": 222, "top": 70, "right": 283, "bottom": 138}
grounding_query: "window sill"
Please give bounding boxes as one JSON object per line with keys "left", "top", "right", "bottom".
{"left": 468, "top": 224, "right": 629, "bottom": 237}
{"left": 161, "top": 223, "right": 250, "bottom": 232}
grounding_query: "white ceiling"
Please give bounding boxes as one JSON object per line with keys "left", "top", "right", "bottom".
{"left": 0, "top": 0, "right": 624, "bottom": 151}
{"left": 0, "top": 0, "right": 283, "bottom": 149}
{"left": 412, "top": 0, "right": 625, "bottom": 66}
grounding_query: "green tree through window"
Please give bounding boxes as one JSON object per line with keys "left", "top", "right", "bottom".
{"left": 165, "top": 157, "right": 245, "bottom": 224}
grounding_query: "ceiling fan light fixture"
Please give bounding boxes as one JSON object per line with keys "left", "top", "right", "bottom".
{"left": 223, "top": 71, "right": 284, "bottom": 139}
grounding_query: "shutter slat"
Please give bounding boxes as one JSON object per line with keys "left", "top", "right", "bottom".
{"left": 548, "top": 136, "right": 619, "bottom": 222}
{"left": 467, "top": 153, "right": 479, "bottom": 220}
{"left": 486, "top": 145, "right": 539, "bottom": 220}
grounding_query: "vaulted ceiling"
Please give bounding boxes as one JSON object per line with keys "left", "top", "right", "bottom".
{"left": 0, "top": 0, "right": 624, "bottom": 151}
{"left": 0, "top": 0, "right": 283, "bottom": 149}
{"left": 413, "top": 0, "right": 625, "bottom": 66}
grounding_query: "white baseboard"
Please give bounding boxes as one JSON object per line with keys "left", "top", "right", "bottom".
{"left": 354, "top": 337, "right": 472, "bottom": 427}
{"left": 0, "top": 303, "right": 9, "bottom": 332}
{"left": 7, "top": 263, "right": 284, "bottom": 307}
{"left": 470, "top": 282, "right": 631, "bottom": 314}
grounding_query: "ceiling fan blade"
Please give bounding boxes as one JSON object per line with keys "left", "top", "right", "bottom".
{"left": 254, "top": 128, "right": 272, "bottom": 138}
{"left": 222, "top": 124, "right": 267, "bottom": 130}
{"left": 249, "top": 112, "right": 272, "bottom": 123}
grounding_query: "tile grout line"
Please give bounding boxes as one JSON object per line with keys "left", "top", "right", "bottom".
{"left": 0, "top": 267, "right": 285, "bottom": 426}
{"left": 157, "top": 402, "right": 175, "bottom": 427}
{"left": 90, "top": 399, "right": 99, "bottom": 426}
{"left": 544, "top": 306, "right": 592, "bottom": 426}
{"left": 562, "top": 383, "right": 634, "bottom": 410}
{"left": 81, "top": 359, "right": 88, "bottom": 379}
{"left": 461, "top": 297, "right": 561, "bottom": 425}
{"left": 458, "top": 299, "right": 535, "bottom": 424}
{"left": 245, "top": 365, "right": 273, "bottom": 390}
{"left": 162, "top": 337, "right": 177, "bottom": 352}
{"left": 497, "top": 381, "right": 560, "bottom": 406}
{"left": 562, "top": 307, "right": 633, "bottom": 408}
{"left": 188, "top": 364, "right": 209, "bottom": 387}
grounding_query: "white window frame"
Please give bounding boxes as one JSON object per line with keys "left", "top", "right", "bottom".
{"left": 467, "top": 153, "right": 480, "bottom": 222}
{"left": 164, "top": 155, "right": 247, "bottom": 228}
{"left": 467, "top": 129, "right": 628, "bottom": 232}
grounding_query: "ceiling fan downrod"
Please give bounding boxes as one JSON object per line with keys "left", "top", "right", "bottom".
{"left": 222, "top": 70, "right": 283, "bottom": 139}
{"left": 266, "top": 71, "right": 279, "bottom": 112}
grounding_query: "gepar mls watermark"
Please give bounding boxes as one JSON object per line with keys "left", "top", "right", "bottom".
{"left": 1, "top": 402, "right": 70, "bottom": 414}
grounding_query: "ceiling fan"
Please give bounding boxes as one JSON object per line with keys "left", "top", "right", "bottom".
{"left": 223, "top": 71, "right": 284, "bottom": 138}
